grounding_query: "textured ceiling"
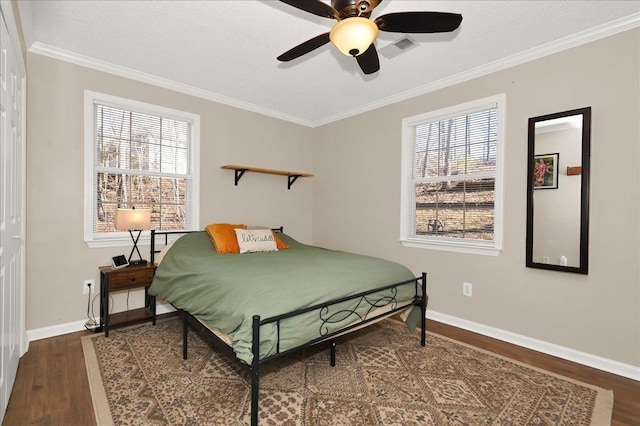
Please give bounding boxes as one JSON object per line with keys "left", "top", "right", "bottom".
{"left": 17, "top": 1, "right": 640, "bottom": 127}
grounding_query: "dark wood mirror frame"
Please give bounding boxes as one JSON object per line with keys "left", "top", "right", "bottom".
{"left": 526, "top": 107, "right": 591, "bottom": 274}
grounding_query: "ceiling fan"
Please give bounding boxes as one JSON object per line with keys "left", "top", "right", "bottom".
{"left": 277, "top": 0, "right": 463, "bottom": 75}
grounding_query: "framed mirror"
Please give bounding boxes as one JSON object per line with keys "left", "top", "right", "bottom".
{"left": 526, "top": 107, "right": 591, "bottom": 274}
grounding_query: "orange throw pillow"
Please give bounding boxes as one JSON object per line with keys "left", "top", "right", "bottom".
{"left": 274, "top": 233, "right": 289, "bottom": 250}
{"left": 205, "top": 223, "right": 247, "bottom": 253}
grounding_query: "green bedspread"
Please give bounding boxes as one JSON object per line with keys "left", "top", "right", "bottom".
{"left": 149, "top": 232, "right": 419, "bottom": 364}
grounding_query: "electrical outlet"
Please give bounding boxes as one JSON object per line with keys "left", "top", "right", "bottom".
{"left": 463, "top": 282, "right": 473, "bottom": 297}
{"left": 83, "top": 279, "right": 95, "bottom": 294}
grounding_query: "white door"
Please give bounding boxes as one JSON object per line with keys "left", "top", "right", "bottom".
{"left": 0, "top": 4, "right": 26, "bottom": 421}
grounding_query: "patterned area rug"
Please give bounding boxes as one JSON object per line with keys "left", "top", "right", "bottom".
{"left": 82, "top": 318, "right": 612, "bottom": 425}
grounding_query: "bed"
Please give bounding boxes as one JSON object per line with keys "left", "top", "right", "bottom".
{"left": 148, "top": 227, "right": 427, "bottom": 426}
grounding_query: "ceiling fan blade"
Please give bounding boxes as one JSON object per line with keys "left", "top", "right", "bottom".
{"left": 375, "top": 12, "right": 463, "bottom": 33}
{"left": 279, "top": 0, "right": 339, "bottom": 20}
{"left": 356, "top": 44, "right": 380, "bottom": 75}
{"left": 277, "top": 32, "right": 331, "bottom": 62}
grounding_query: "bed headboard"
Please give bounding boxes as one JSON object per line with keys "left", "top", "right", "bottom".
{"left": 150, "top": 230, "right": 191, "bottom": 264}
{"left": 150, "top": 227, "right": 285, "bottom": 264}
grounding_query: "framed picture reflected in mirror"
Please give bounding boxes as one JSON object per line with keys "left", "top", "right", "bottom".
{"left": 533, "top": 153, "right": 559, "bottom": 190}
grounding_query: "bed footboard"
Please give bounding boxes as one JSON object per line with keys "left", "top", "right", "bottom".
{"left": 179, "top": 273, "right": 427, "bottom": 426}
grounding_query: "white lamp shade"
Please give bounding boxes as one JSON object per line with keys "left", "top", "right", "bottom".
{"left": 329, "top": 17, "right": 379, "bottom": 57}
{"left": 115, "top": 208, "right": 151, "bottom": 231}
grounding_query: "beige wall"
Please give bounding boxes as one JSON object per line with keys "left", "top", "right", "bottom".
{"left": 26, "top": 29, "right": 639, "bottom": 368}
{"left": 312, "top": 29, "right": 640, "bottom": 367}
{"left": 26, "top": 53, "right": 315, "bottom": 329}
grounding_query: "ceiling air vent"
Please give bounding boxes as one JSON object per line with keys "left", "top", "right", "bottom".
{"left": 379, "top": 35, "right": 418, "bottom": 60}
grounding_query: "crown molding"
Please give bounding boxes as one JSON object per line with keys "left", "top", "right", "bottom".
{"left": 28, "top": 12, "right": 639, "bottom": 128}
{"left": 312, "top": 12, "right": 640, "bottom": 127}
{"left": 28, "top": 42, "right": 314, "bottom": 128}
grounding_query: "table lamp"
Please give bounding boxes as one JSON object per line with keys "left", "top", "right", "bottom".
{"left": 115, "top": 207, "right": 151, "bottom": 266}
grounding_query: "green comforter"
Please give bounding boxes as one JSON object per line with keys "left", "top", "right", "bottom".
{"left": 149, "top": 232, "right": 418, "bottom": 364}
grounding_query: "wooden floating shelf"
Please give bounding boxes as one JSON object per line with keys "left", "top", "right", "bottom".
{"left": 221, "top": 165, "right": 313, "bottom": 190}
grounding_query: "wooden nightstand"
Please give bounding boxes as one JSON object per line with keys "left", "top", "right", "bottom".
{"left": 99, "top": 263, "right": 157, "bottom": 337}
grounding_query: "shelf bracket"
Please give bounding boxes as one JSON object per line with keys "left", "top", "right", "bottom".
{"left": 234, "top": 169, "right": 248, "bottom": 186}
{"left": 287, "top": 175, "right": 301, "bottom": 190}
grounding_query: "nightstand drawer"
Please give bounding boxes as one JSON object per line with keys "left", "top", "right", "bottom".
{"left": 108, "top": 267, "right": 155, "bottom": 289}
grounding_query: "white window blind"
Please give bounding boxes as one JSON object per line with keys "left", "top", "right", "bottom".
{"left": 84, "top": 91, "right": 200, "bottom": 247}
{"left": 401, "top": 95, "right": 505, "bottom": 255}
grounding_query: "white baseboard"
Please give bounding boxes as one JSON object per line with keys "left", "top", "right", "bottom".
{"left": 427, "top": 309, "right": 640, "bottom": 381}
{"left": 27, "top": 319, "right": 90, "bottom": 342}
{"left": 26, "top": 303, "right": 177, "bottom": 342}
{"left": 25, "top": 305, "right": 638, "bottom": 381}
{"left": 155, "top": 303, "right": 177, "bottom": 315}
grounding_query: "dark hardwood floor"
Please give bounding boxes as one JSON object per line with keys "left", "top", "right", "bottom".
{"left": 3, "top": 316, "right": 639, "bottom": 425}
{"left": 3, "top": 331, "right": 96, "bottom": 425}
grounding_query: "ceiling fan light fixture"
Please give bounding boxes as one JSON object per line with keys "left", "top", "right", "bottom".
{"left": 329, "top": 17, "right": 379, "bottom": 57}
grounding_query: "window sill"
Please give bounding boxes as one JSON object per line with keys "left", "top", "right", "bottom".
{"left": 400, "top": 238, "right": 501, "bottom": 256}
{"left": 86, "top": 231, "right": 188, "bottom": 249}
{"left": 85, "top": 235, "right": 149, "bottom": 249}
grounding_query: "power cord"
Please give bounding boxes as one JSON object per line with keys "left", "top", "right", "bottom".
{"left": 84, "top": 282, "right": 100, "bottom": 331}
{"left": 83, "top": 283, "right": 137, "bottom": 332}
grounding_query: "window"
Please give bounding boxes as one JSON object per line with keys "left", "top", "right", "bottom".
{"left": 400, "top": 94, "right": 505, "bottom": 255}
{"left": 84, "top": 91, "right": 200, "bottom": 247}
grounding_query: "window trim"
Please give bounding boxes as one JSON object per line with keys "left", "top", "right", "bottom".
{"left": 400, "top": 94, "right": 506, "bottom": 256}
{"left": 83, "top": 90, "right": 200, "bottom": 248}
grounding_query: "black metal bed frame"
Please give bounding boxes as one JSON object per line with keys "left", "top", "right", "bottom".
{"left": 150, "top": 228, "right": 427, "bottom": 426}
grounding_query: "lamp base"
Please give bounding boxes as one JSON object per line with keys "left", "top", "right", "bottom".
{"left": 128, "top": 259, "right": 148, "bottom": 267}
